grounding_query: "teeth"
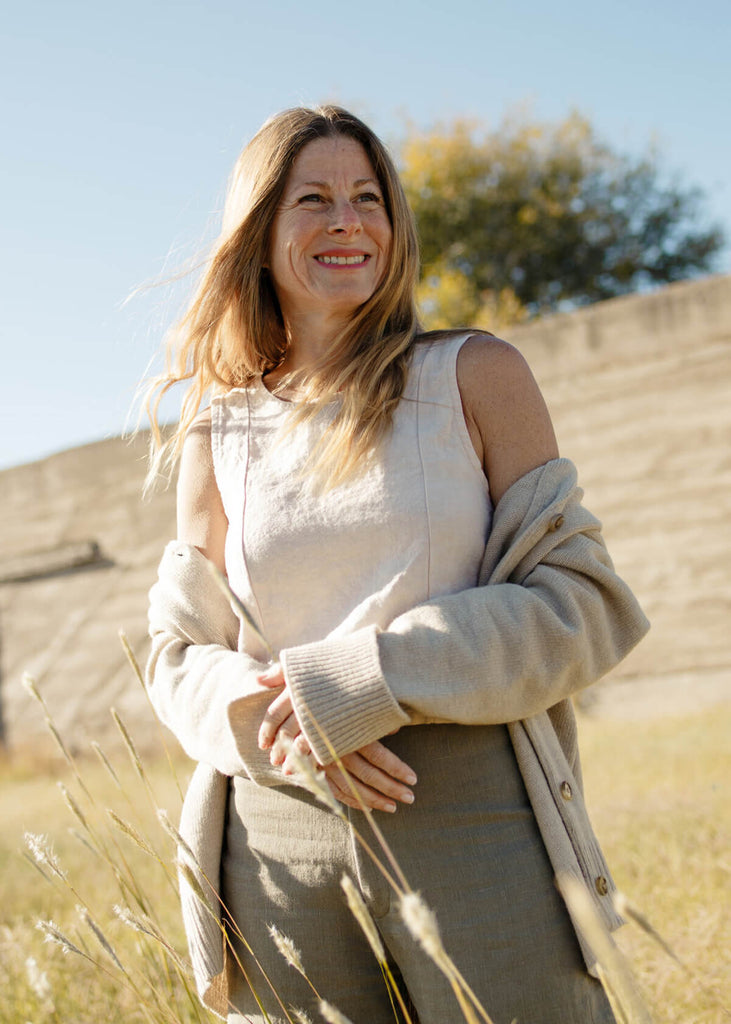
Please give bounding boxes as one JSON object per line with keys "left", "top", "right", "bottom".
{"left": 316, "top": 254, "right": 368, "bottom": 265}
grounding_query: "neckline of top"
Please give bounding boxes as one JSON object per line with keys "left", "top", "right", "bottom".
{"left": 255, "top": 373, "right": 297, "bottom": 406}
{"left": 254, "top": 372, "right": 343, "bottom": 410}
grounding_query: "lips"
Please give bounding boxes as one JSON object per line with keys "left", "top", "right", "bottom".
{"left": 314, "top": 253, "right": 370, "bottom": 265}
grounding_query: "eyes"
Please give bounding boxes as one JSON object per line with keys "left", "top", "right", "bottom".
{"left": 296, "top": 191, "right": 384, "bottom": 208}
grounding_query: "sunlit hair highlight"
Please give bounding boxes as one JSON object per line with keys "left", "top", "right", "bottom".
{"left": 142, "top": 104, "right": 420, "bottom": 489}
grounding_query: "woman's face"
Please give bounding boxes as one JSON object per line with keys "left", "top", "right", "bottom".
{"left": 267, "top": 135, "right": 392, "bottom": 331}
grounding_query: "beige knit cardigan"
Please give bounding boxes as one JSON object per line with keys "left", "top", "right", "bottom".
{"left": 147, "top": 457, "right": 650, "bottom": 1017}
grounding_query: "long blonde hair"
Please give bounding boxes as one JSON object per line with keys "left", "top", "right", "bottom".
{"left": 143, "top": 105, "right": 421, "bottom": 488}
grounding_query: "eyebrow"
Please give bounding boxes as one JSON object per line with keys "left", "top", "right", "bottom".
{"left": 298, "top": 178, "right": 380, "bottom": 188}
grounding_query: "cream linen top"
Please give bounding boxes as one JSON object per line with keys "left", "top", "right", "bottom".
{"left": 210, "top": 332, "right": 491, "bottom": 662}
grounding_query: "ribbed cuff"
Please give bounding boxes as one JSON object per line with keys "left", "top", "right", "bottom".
{"left": 281, "top": 625, "right": 410, "bottom": 765}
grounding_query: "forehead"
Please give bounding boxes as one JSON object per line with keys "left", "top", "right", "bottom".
{"left": 285, "top": 135, "right": 378, "bottom": 187}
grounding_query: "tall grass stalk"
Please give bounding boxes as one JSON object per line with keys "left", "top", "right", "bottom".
{"left": 340, "top": 874, "right": 414, "bottom": 1024}
{"left": 119, "top": 629, "right": 186, "bottom": 805}
{"left": 558, "top": 874, "right": 652, "bottom": 1024}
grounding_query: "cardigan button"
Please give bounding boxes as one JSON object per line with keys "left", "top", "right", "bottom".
{"left": 548, "top": 514, "right": 565, "bottom": 532}
{"left": 560, "top": 781, "right": 573, "bottom": 800}
{"left": 595, "top": 875, "right": 609, "bottom": 896}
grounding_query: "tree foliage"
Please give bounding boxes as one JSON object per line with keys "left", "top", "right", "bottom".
{"left": 399, "top": 113, "right": 724, "bottom": 328}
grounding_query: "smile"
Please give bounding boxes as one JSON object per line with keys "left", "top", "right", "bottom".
{"left": 315, "top": 254, "right": 369, "bottom": 265}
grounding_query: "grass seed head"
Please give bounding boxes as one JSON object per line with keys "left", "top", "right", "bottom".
{"left": 111, "top": 708, "right": 145, "bottom": 777}
{"left": 399, "top": 892, "right": 451, "bottom": 972}
{"left": 113, "top": 905, "right": 189, "bottom": 971}
{"left": 36, "top": 920, "right": 88, "bottom": 960}
{"left": 340, "top": 874, "right": 385, "bottom": 964}
{"left": 158, "top": 808, "right": 197, "bottom": 865}
{"left": 58, "top": 782, "right": 88, "bottom": 830}
{"left": 114, "top": 904, "right": 152, "bottom": 936}
{"left": 107, "top": 810, "right": 155, "bottom": 857}
{"left": 22, "top": 673, "right": 47, "bottom": 711}
{"left": 268, "top": 923, "right": 306, "bottom": 976}
{"left": 24, "top": 833, "right": 67, "bottom": 881}
{"left": 178, "top": 861, "right": 218, "bottom": 916}
{"left": 319, "top": 999, "right": 355, "bottom": 1024}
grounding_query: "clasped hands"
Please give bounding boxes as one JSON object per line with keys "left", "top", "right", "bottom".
{"left": 256, "top": 664, "right": 416, "bottom": 813}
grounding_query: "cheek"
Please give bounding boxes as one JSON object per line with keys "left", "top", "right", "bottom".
{"left": 377, "top": 223, "right": 393, "bottom": 276}
{"left": 268, "top": 232, "right": 305, "bottom": 291}
{"left": 377, "top": 217, "right": 393, "bottom": 257}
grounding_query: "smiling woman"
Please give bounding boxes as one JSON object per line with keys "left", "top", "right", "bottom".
{"left": 141, "top": 105, "right": 649, "bottom": 1024}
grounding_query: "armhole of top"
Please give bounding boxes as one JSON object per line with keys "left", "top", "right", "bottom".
{"left": 209, "top": 396, "right": 226, "bottom": 508}
{"left": 444, "top": 333, "right": 491, "bottom": 487}
{"left": 208, "top": 390, "right": 251, "bottom": 542}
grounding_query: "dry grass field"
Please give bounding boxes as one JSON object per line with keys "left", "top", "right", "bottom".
{"left": 580, "top": 704, "right": 731, "bottom": 1024}
{"left": 1, "top": 698, "right": 728, "bottom": 1024}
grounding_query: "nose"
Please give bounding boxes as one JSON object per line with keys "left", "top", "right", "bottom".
{"left": 328, "top": 198, "right": 362, "bottom": 236}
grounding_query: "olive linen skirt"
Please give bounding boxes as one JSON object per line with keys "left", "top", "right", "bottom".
{"left": 221, "top": 723, "right": 614, "bottom": 1024}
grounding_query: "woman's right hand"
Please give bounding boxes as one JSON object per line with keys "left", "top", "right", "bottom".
{"left": 319, "top": 739, "right": 417, "bottom": 814}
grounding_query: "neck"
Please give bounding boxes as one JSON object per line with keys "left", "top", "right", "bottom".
{"left": 277, "top": 308, "right": 351, "bottom": 377}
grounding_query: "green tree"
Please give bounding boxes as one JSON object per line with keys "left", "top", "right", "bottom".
{"left": 400, "top": 113, "right": 724, "bottom": 328}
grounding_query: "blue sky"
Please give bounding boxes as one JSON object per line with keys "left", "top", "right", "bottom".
{"left": 2, "top": 0, "right": 729, "bottom": 469}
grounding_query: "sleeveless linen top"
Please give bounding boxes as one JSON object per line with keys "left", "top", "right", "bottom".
{"left": 210, "top": 333, "right": 491, "bottom": 662}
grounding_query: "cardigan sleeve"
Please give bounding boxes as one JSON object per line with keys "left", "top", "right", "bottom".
{"left": 280, "top": 462, "right": 650, "bottom": 765}
{"left": 146, "top": 541, "right": 290, "bottom": 784}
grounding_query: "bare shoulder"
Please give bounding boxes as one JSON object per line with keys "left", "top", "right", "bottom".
{"left": 176, "top": 407, "right": 228, "bottom": 571}
{"left": 456, "top": 333, "right": 559, "bottom": 504}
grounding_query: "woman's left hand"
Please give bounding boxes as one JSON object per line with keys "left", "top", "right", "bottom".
{"left": 257, "top": 664, "right": 301, "bottom": 766}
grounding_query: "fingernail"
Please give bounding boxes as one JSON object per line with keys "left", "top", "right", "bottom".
{"left": 402, "top": 791, "right": 415, "bottom": 804}
{"left": 405, "top": 772, "right": 417, "bottom": 785}
{"left": 385, "top": 802, "right": 397, "bottom": 813}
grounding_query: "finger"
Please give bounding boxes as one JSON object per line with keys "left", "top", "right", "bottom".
{"left": 323, "top": 774, "right": 356, "bottom": 807}
{"left": 281, "top": 734, "right": 312, "bottom": 776}
{"left": 269, "top": 714, "right": 301, "bottom": 766}
{"left": 323, "top": 764, "right": 398, "bottom": 814}
{"left": 257, "top": 692, "right": 294, "bottom": 749}
{"left": 257, "top": 663, "right": 286, "bottom": 689}
{"left": 340, "top": 752, "right": 415, "bottom": 805}
{"left": 357, "top": 741, "right": 418, "bottom": 786}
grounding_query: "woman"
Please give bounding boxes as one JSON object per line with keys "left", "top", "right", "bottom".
{"left": 145, "top": 105, "right": 649, "bottom": 1024}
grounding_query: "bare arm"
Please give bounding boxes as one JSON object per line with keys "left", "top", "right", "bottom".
{"left": 176, "top": 409, "right": 228, "bottom": 571}
{"left": 457, "top": 333, "right": 559, "bottom": 503}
